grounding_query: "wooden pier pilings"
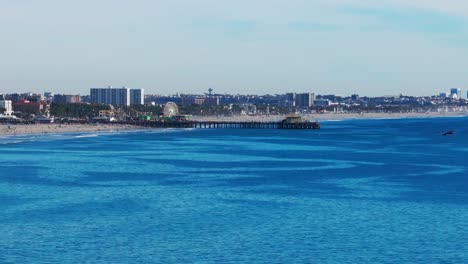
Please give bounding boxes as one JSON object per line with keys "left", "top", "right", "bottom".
{"left": 119, "top": 121, "right": 320, "bottom": 129}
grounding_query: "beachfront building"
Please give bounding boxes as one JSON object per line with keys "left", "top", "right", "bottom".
{"left": 295, "top": 93, "right": 316, "bottom": 107}
{"left": 91, "top": 86, "right": 144, "bottom": 106}
{"left": 90, "top": 86, "right": 130, "bottom": 106}
{"left": 54, "top": 94, "right": 81, "bottom": 104}
{"left": 0, "top": 100, "right": 13, "bottom": 115}
{"left": 130, "top": 89, "right": 144, "bottom": 105}
{"left": 13, "top": 100, "right": 47, "bottom": 114}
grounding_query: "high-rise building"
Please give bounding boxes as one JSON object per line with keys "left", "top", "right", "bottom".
{"left": 90, "top": 86, "right": 144, "bottom": 106}
{"left": 285, "top": 93, "right": 296, "bottom": 107}
{"left": 130, "top": 89, "right": 144, "bottom": 105}
{"left": 90, "top": 86, "right": 130, "bottom": 106}
{"left": 295, "top": 93, "right": 316, "bottom": 107}
{"left": 450, "top": 88, "right": 462, "bottom": 99}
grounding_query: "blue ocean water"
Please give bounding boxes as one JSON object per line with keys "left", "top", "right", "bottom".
{"left": 1, "top": 117, "right": 468, "bottom": 263}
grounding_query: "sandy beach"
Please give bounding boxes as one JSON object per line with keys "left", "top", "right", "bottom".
{"left": 0, "top": 124, "right": 142, "bottom": 136}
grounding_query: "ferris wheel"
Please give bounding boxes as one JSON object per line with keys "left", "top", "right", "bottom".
{"left": 163, "top": 102, "right": 179, "bottom": 117}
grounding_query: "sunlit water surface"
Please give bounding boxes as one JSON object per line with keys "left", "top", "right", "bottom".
{"left": 1, "top": 117, "right": 468, "bottom": 263}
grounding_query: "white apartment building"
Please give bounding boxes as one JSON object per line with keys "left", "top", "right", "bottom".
{"left": 0, "top": 100, "right": 13, "bottom": 115}
{"left": 90, "top": 86, "right": 144, "bottom": 106}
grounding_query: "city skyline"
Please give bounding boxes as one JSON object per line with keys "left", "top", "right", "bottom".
{"left": 1, "top": 85, "right": 467, "bottom": 97}
{"left": 2, "top": 86, "right": 466, "bottom": 99}
{"left": 1, "top": 1, "right": 468, "bottom": 96}
{"left": 0, "top": 85, "right": 468, "bottom": 100}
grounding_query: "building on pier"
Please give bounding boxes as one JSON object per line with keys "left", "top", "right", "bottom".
{"left": 282, "top": 114, "right": 308, "bottom": 124}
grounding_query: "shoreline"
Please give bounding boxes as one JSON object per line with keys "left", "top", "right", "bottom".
{"left": 1, "top": 112, "right": 466, "bottom": 136}
{"left": 0, "top": 124, "right": 143, "bottom": 137}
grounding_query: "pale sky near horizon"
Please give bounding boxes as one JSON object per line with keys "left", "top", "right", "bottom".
{"left": 1, "top": 0, "right": 468, "bottom": 96}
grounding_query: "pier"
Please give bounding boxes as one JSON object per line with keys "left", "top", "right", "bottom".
{"left": 119, "top": 120, "right": 320, "bottom": 129}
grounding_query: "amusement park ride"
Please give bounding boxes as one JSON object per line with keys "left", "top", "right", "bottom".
{"left": 96, "top": 102, "right": 189, "bottom": 122}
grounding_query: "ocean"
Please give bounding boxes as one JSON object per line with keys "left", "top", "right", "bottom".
{"left": 1, "top": 117, "right": 468, "bottom": 263}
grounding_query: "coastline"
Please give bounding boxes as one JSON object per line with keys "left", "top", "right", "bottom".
{"left": 0, "top": 123, "right": 142, "bottom": 136}
{"left": 1, "top": 112, "right": 466, "bottom": 136}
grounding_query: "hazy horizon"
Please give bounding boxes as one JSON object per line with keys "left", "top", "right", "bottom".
{"left": 1, "top": 1, "right": 468, "bottom": 96}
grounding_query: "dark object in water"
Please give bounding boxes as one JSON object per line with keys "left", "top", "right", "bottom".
{"left": 441, "top": 130, "right": 454, "bottom": 136}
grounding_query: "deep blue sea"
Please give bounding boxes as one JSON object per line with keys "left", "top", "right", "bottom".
{"left": 1, "top": 117, "right": 468, "bottom": 263}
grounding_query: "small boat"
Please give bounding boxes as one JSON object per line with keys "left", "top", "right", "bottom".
{"left": 441, "top": 130, "right": 454, "bottom": 136}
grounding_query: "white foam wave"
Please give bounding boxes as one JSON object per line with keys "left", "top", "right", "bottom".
{"left": 75, "top": 134, "right": 99, "bottom": 138}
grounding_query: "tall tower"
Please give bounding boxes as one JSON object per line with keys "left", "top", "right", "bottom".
{"left": 208, "top": 88, "right": 213, "bottom": 97}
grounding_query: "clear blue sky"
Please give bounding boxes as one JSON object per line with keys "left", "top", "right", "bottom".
{"left": 1, "top": 0, "right": 468, "bottom": 96}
